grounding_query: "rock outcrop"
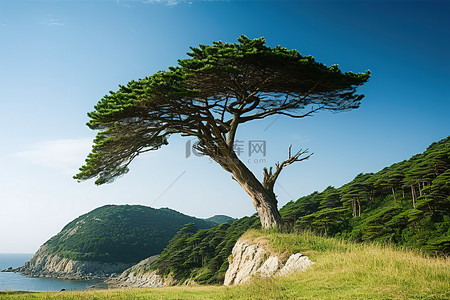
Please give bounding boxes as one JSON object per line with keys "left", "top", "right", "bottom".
{"left": 107, "top": 255, "right": 178, "bottom": 288}
{"left": 15, "top": 244, "right": 132, "bottom": 280}
{"left": 110, "top": 270, "right": 175, "bottom": 288}
{"left": 224, "top": 237, "right": 313, "bottom": 285}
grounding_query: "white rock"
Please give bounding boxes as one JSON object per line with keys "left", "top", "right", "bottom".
{"left": 256, "top": 255, "right": 282, "bottom": 278}
{"left": 116, "top": 270, "right": 166, "bottom": 287}
{"left": 278, "top": 253, "right": 313, "bottom": 276}
{"left": 224, "top": 241, "right": 268, "bottom": 285}
{"left": 224, "top": 237, "right": 313, "bottom": 285}
{"left": 109, "top": 255, "right": 177, "bottom": 288}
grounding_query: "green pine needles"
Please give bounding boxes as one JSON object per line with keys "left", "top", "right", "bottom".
{"left": 75, "top": 35, "right": 369, "bottom": 185}
{"left": 75, "top": 35, "right": 370, "bottom": 229}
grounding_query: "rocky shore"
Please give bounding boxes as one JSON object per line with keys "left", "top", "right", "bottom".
{"left": 106, "top": 255, "right": 178, "bottom": 288}
{"left": 9, "top": 244, "right": 133, "bottom": 280}
{"left": 3, "top": 235, "right": 314, "bottom": 287}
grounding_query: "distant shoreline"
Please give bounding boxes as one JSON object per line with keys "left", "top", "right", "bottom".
{"left": 0, "top": 253, "right": 107, "bottom": 292}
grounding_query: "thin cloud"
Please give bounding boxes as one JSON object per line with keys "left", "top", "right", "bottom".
{"left": 144, "top": 0, "right": 188, "bottom": 6}
{"left": 41, "top": 15, "right": 67, "bottom": 27}
{"left": 14, "top": 138, "right": 92, "bottom": 175}
{"left": 116, "top": 0, "right": 134, "bottom": 7}
{"left": 119, "top": 0, "right": 227, "bottom": 7}
{"left": 48, "top": 21, "right": 65, "bottom": 26}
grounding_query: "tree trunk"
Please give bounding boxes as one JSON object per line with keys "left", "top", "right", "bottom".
{"left": 356, "top": 197, "right": 361, "bottom": 217}
{"left": 391, "top": 186, "right": 397, "bottom": 201}
{"left": 411, "top": 185, "right": 416, "bottom": 209}
{"left": 351, "top": 198, "right": 356, "bottom": 217}
{"left": 214, "top": 153, "right": 283, "bottom": 229}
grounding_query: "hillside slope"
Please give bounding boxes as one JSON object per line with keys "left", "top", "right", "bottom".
{"left": 206, "top": 215, "right": 235, "bottom": 224}
{"left": 282, "top": 136, "right": 449, "bottom": 253}
{"left": 15, "top": 205, "right": 217, "bottom": 278}
{"left": 116, "top": 217, "right": 259, "bottom": 285}
{"left": 44, "top": 205, "right": 215, "bottom": 263}
{"left": 140, "top": 137, "right": 449, "bottom": 285}
{"left": 3, "top": 231, "right": 449, "bottom": 299}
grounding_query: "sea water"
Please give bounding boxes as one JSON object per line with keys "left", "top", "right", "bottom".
{"left": 0, "top": 253, "right": 106, "bottom": 291}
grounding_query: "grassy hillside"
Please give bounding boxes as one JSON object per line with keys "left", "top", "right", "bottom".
{"left": 44, "top": 205, "right": 216, "bottom": 263}
{"left": 136, "top": 137, "right": 449, "bottom": 285}
{"left": 150, "top": 216, "right": 259, "bottom": 284}
{"left": 281, "top": 136, "right": 449, "bottom": 254}
{"left": 2, "top": 230, "right": 449, "bottom": 299}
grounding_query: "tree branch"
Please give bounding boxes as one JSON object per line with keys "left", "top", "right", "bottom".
{"left": 237, "top": 81, "right": 321, "bottom": 124}
{"left": 263, "top": 145, "right": 313, "bottom": 193}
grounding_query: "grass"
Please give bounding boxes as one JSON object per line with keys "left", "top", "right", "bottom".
{"left": 1, "top": 231, "right": 449, "bottom": 299}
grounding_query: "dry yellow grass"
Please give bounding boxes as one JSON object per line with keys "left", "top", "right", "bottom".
{"left": 1, "top": 230, "right": 448, "bottom": 299}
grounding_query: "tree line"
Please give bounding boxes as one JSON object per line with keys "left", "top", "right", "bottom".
{"left": 149, "top": 137, "right": 449, "bottom": 284}
{"left": 282, "top": 136, "right": 449, "bottom": 253}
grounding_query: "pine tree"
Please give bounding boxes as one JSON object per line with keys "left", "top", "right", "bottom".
{"left": 75, "top": 35, "right": 370, "bottom": 229}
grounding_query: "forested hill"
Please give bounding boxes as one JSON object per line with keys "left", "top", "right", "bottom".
{"left": 146, "top": 137, "right": 449, "bottom": 285}
{"left": 206, "top": 215, "right": 235, "bottom": 224}
{"left": 281, "top": 136, "right": 450, "bottom": 253}
{"left": 44, "top": 205, "right": 217, "bottom": 263}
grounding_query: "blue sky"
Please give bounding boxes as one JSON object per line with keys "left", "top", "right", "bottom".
{"left": 0, "top": 0, "right": 448, "bottom": 252}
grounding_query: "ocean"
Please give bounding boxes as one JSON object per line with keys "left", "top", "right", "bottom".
{"left": 0, "top": 253, "right": 106, "bottom": 291}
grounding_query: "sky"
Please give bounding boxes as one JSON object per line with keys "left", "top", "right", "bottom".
{"left": 0, "top": 0, "right": 448, "bottom": 253}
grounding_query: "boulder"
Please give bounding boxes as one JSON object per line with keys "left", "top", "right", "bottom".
{"left": 224, "top": 236, "right": 313, "bottom": 285}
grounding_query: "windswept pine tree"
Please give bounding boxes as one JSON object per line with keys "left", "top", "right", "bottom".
{"left": 75, "top": 36, "right": 370, "bottom": 229}
{"left": 131, "top": 138, "right": 449, "bottom": 285}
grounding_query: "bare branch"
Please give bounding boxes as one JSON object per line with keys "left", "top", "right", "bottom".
{"left": 263, "top": 146, "right": 313, "bottom": 192}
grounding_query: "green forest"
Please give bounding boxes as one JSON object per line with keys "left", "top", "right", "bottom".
{"left": 40, "top": 137, "right": 449, "bottom": 284}
{"left": 44, "top": 205, "right": 216, "bottom": 263}
{"left": 149, "top": 137, "right": 449, "bottom": 284}
{"left": 151, "top": 217, "right": 259, "bottom": 284}
{"left": 284, "top": 136, "right": 449, "bottom": 253}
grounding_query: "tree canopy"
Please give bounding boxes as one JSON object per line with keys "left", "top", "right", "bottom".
{"left": 75, "top": 35, "right": 370, "bottom": 228}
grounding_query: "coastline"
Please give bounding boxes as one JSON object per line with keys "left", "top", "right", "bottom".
{"left": 0, "top": 253, "right": 113, "bottom": 292}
